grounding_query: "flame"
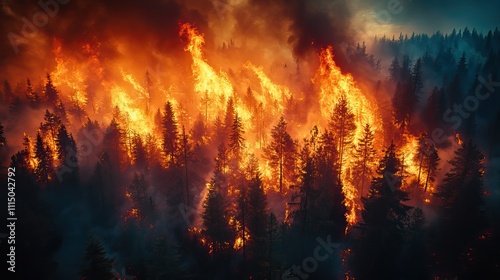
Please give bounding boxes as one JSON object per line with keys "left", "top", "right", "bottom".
{"left": 180, "top": 23, "right": 234, "bottom": 122}
{"left": 455, "top": 133, "right": 463, "bottom": 146}
{"left": 400, "top": 134, "right": 420, "bottom": 181}
{"left": 32, "top": 23, "right": 399, "bottom": 230}
{"left": 315, "top": 47, "right": 382, "bottom": 225}
{"left": 245, "top": 62, "right": 292, "bottom": 115}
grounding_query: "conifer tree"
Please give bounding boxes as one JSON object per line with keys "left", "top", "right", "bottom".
{"left": 34, "top": 132, "right": 54, "bottom": 186}
{"left": 55, "top": 124, "right": 78, "bottom": 183}
{"left": 352, "top": 124, "right": 376, "bottom": 196}
{"left": 433, "top": 140, "right": 486, "bottom": 276}
{"left": 162, "top": 101, "right": 179, "bottom": 167}
{"left": 350, "top": 142, "right": 412, "bottom": 279}
{"left": 80, "top": 236, "right": 115, "bottom": 280}
{"left": 229, "top": 113, "right": 245, "bottom": 170}
{"left": 202, "top": 174, "right": 235, "bottom": 254}
{"left": 265, "top": 117, "right": 296, "bottom": 192}
{"left": 25, "top": 78, "right": 41, "bottom": 108}
{"left": 329, "top": 95, "right": 356, "bottom": 179}
{"left": 44, "top": 74, "right": 59, "bottom": 104}
{"left": 180, "top": 126, "right": 193, "bottom": 206}
{"left": 132, "top": 134, "right": 147, "bottom": 171}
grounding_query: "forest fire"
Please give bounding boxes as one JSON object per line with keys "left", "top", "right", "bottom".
{"left": 1, "top": 1, "right": 499, "bottom": 279}
{"left": 315, "top": 46, "right": 382, "bottom": 224}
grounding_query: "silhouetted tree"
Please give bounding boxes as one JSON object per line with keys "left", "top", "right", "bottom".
{"left": 229, "top": 113, "right": 245, "bottom": 170}
{"left": 180, "top": 126, "right": 194, "bottom": 206}
{"left": 147, "top": 237, "right": 183, "bottom": 279}
{"left": 162, "top": 101, "right": 179, "bottom": 167}
{"left": 34, "top": 132, "right": 54, "bottom": 186}
{"left": 55, "top": 124, "right": 78, "bottom": 184}
{"left": 265, "top": 117, "right": 296, "bottom": 192}
{"left": 80, "top": 236, "right": 114, "bottom": 280}
{"left": 329, "top": 95, "right": 356, "bottom": 179}
{"left": 44, "top": 74, "right": 59, "bottom": 105}
{"left": 349, "top": 142, "right": 412, "bottom": 279}
{"left": 132, "top": 134, "right": 147, "bottom": 171}
{"left": 433, "top": 140, "right": 487, "bottom": 278}
{"left": 25, "top": 78, "right": 41, "bottom": 108}
{"left": 352, "top": 124, "right": 376, "bottom": 196}
{"left": 202, "top": 173, "right": 235, "bottom": 254}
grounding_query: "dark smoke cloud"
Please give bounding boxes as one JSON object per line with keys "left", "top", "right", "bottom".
{"left": 0, "top": 0, "right": 360, "bottom": 79}
{"left": 239, "top": 0, "right": 352, "bottom": 58}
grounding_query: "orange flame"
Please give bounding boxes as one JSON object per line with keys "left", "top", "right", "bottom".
{"left": 315, "top": 47, "right": 382, "bottom": 225}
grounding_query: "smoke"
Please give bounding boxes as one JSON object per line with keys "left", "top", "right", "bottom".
{"left": 0, "top": 0, "right": 366, "bottom": 81}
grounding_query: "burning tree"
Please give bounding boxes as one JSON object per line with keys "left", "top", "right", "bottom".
{"left": 265, "top": 117, "right": 297, "bottom": 193}
{"left": 351, "top": 123, "right": 376, "bottom": 197}
{"left": 349, "top": 142, "right": 415, "bottom": 279}
{"left": 162, "top": 101, "right": 179, "bottom": 167}
{"left": 329, "top": 95, "right": 356, "bottom": 179}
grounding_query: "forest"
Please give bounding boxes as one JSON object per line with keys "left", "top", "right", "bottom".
{"left": 1, "top": 1, "right": 500, "bottom": 279}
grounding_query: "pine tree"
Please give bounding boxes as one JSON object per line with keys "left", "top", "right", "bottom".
{"left": 393, "top": 58, "right": 423, "bottom": 131}
{"left": 264, "top": 117, "right": 296, "bottom": 192}
{"left": 350, "top": 142, "right": 412, "bottom": 279}
{"left": 213, "top": 115, "right": 225, "bottom": 145}
{"left": 224, "top": 97, "right": 235, "bottom": 134}
{"left": 154, "top": 108, "right": 162, "bottom": 135}
{"left": 228, "top": 113, "right": 245, "bottom": 170}
{"left": 422, "top": 86, "right": 441, "bottom": 128}
{"left": 190, "top": 113, "right": 207, "bottom": 146}
{"left": 392, "top": 81, "right": 407, "bottom": 130}
{"left": 80, "top": 236, "right": 115, "bottom": 280}
{"left": 144, "top": 133, "right": 162, "bottom": 171}
{"left": 34, "top": 132, "right": 54, "bottom": 186}
{"left": 447, "top": 53, "right": 468, "bottom": 105}
{"left": 246, "top": 173, "right": 269, "bottom": 275}
{"left": 414, "top": 133, "right": 428, "bottom": 186}
{"left": 316, "top": 129, "right": 346, "bottom": 239}
{"left": 9, "top": 96, "right": 23, "bottom": 116}
{"left": 131, "top": 134, "right": 147, "bottom": 171}
{"left": 103, "top": 118, "right": 127, "bottom": 172}
{"left": 423, "top": 144, "right": 439, "bottom": 192}
{"left": 128, "top": 173, "right": 150, "bottom": 219}
{"left": 388, "top": 57, "right": 401, "bottom": 82}
{"left": 162, "top": 101, "right": 179, "bottom": 167}
{"left": 2, "top": 79, "right": 13, "bottom": 103}
{"left": 433, "top": 140, "right": 486, "bottom": 276}
{"left": 25, "top": 78, "right": 41, "bottom": 108}
{"left": 55, "top": 124, "right": 78, "bottom": 183}
{"left": 180, "top": 126, "right": 193, "bottom": 206}
{"left": 202, "top": 175, "right": 235, "bottom": 254}
{"left": 44, "top": 74, "right": 59, "bottom": 104}
{"left": 147, "top": 237, "right": 183, "bottom": 279}
{"left": 352, "top": 124, "right": 376, "bottom": 196}
{"left": 407, "top": 58, "right": 423, "bottom": 128}
{"left": 329, "top": 95, "right": 356, "bottom": 179}
{"left": 40, "top": 110, "right": 62, "bottom": 150}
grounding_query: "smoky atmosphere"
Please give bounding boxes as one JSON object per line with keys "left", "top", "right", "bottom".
{"left": 0, "top": 0, "right": 499, "bottom": 279}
